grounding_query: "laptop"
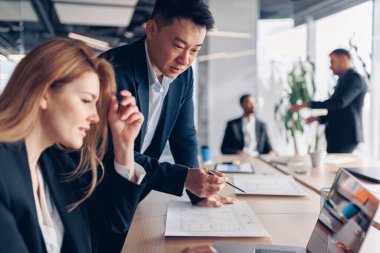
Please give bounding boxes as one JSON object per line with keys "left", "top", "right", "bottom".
{"left": 214, "top": 169, "right": 380, "bottom": 253}
{"left": 345, "top": 167, "right": 380, "bottom": 183}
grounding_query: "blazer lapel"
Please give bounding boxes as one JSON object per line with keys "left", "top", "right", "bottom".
{"left": 39, "top": 152, "right": 91, "bottom": 253}
{"left": 255, "top": 120, "right": 261, "bottom": 150}
{"left": 7, "top": 142, "right": 47, "bottom": 252}
{"left": 236, "top": 118, "right": 244, "bottom": 144}
{"left": 133, "top": 39, "right": 149, "bottom": 150}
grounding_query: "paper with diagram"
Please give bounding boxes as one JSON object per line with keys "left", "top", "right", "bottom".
{"left": 165, "top": 201, "right": 269, "bottom": 237}
{"left": 233, "top": 175, "right": 307, "bottom": 196}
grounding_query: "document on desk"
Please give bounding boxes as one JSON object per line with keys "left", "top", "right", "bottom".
{"left": 165, "top": 201, "right": 270, "bottom": 237}
{"left": 325, "top": 155, "right": 357, "bottom": 164}
{"left": 233, "top": 175, "right": 307, "bottom": 196}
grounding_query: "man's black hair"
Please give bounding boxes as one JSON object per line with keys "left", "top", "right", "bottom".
{"left": 239, "top": 94, "right": 253, "bottom": 105}
{"left": 330, "top": 48, "right": 351, "bottom": 59}
{"left": 151, "top": 0, "right": 215, "bottom": 31}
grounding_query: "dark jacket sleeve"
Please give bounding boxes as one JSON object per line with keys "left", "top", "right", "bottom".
{"left": 309, "top": 73, "right": 365, "bottom": 110}
{"left": 167, "top": 73, "right": 204, "bottom": 205}
{"left": 0, "top": 190, "right": 29, "bottom": 252}
{"left": 261, "top": 123, "right": 273, "bottom": 154}
{"left": 134, "top": 151, "right": 188, "bottom": 197}
{"left": 65, "top": 149, "right": 148, "bottom": 253}
{"left": 66, "top": 150, "right": 146, "bottom": 234}
{"left": 221, "top": 122, "right": 239, "bottom": 154}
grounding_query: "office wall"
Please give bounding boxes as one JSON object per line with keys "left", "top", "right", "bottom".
{"left": 203, "top": 0, "right": 259, "bottom": 155}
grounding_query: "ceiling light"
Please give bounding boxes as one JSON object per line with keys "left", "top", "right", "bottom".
{"left": 198, "top": 49, "right": 255, "bottom": 62}
{"left": 208, "top": 29, "right": 252, "bottom": 39}
{"left": 8, "top": 54, "right": 25, "bottom": 62}
{"left": 68, "top": 32, "right": 110, "bottom": 51}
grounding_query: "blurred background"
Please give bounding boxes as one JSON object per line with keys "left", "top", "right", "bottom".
{"left": 1, "top": 0, "right": 379, "bottom": 159}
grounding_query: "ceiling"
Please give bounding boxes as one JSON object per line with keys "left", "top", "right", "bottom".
{"left": 0, "top": 0, "right": 369, "bottom": 56}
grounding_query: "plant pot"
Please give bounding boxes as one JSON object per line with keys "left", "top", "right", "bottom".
{"left": 309, "top": 150, "right": 326, "bottom": 168}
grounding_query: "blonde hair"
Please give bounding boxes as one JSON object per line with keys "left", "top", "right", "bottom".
{"left": 0, "top": 38, "right": 116, "bottom": 210}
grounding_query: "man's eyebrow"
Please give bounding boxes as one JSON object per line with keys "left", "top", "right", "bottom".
{"left": 174, "top": 37, "right": 203, "bottom": 47}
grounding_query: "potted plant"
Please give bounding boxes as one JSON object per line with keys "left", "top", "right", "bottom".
{"left": 274, "top": 60, "right": 316, "bottom": 155}
{"left": 308, "top": 123, "right": 326, "bottom": 168}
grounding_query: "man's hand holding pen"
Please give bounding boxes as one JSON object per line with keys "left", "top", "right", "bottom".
{"left": 184, "top": 168, "right": 240, "bottom": 207}
{"left": 184, "top": 168, "right": 227, "bottom": 198}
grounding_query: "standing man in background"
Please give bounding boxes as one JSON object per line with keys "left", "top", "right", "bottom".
{"left": 221, "top": 94, "right": 275, "bottom": 156}
{"left": 291, "top": 48, "right": 367, "bottom": 153}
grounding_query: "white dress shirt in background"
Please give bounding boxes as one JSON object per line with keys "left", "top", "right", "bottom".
{"left": 242, "top": 116, "right": 258, "bottom": 156}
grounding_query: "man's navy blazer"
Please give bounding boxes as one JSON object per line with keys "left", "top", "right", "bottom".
{"left": 221, "top": 117, "right": 273, "bottom": 155}
{"left": 310, "top": 68, "right": 367, "bottom": 151}
{"left": 0, "top": 142, "right": 145, "bottom": 253}
{"left": 101, "top": 38, "right": 201, "bottom": 203}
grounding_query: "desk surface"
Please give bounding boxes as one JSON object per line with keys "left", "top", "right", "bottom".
{"left": 260, "top": 154, "right": 380, "bottom": 229}
{"left": 122, "top": 155, "right": 380, "bottom": 253}
{"left": 260, "top": 154, "right": 380, "bottom": 193}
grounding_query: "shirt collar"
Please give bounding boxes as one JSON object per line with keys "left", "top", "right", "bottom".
{"left": 243, "top": 115, "right": 255, "bottom": 123}
{"left": 144, "top": 40, "right": 175, "bottom": 91}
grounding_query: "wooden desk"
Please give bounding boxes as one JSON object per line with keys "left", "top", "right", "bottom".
{"left": 121, "top": 156, "right": 380, "bottom": 253}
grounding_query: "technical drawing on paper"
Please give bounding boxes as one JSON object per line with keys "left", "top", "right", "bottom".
{"left": 165, "top": 201, "right": 270, "bottom": 237}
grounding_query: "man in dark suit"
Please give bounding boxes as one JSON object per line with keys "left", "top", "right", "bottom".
{"left": 291, "top": 48, "right": 367, "bottom": 153}
{"left": 101, "top": 0, "right": 233, "bottom": 211}
{"left": 221, "top": 94, "right": 275, "bottom": 156}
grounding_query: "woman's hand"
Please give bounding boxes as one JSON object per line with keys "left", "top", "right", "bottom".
{"left": 108, "top": 90, "right": 144, "bottom": 146}
{"left": 108, "top": 90, "right": 144, "bottom": 167}
{"left": 181, "top": 245, "right": 217, "bottom": 253}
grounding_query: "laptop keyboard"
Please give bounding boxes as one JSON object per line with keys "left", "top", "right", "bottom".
{"left": 255, "top": 249, "right": 297, "bottom": 253}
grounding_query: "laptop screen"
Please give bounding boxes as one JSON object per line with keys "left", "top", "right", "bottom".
{"left": 306, "top": 169, "right": 379, "bottom": 253}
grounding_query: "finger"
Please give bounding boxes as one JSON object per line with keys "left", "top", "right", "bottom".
{"left": 119, "top": 90, "right": 132, "bottom": 97}
{"left": 181, "top": 245, "right": 216, "bottom": 253}
{"left": 206, "top": 183, "right": 225, "bottom": 194}
{"left": 197, "top": 199, "right": 222, "bottom": 208}
{"left": 219, "top": 196, "right": 239, "bottom": 204}
{"left": 207, "top": 174, "right": 227, "bottom": 184}
{"left": 108, "top": 95, "right": 119, "bottom": 120}
{"left": 118, "top": 96, "right": 136, "bottom": 110}
{"left": 210, "top": 170, "right": 225, "bottom": 178}
{"left": 120, "top": 106, "right": 139, "bottom": 121}
{"left": 125, "top": 112, "right": 144, "bottom": 124}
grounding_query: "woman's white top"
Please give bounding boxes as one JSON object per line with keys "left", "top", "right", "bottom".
{"left": 32, "top": 162, "right": 145, "bottom": 252}
{"left": 33, "top": 164, "right": 64, "bottom": 253}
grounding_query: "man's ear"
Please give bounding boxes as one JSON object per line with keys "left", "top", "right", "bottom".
{"left": 146, "top": 19, "right": 157, "bottom": 40}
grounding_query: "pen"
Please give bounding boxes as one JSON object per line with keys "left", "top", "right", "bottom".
{"left": 207, "top": 170, "right": 246, "bottom": 193}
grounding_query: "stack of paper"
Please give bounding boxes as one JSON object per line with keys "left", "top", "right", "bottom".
{"left": 233, "top": 175, "right": 307, "bottom": 196}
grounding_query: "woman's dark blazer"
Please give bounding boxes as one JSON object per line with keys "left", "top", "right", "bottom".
{"left": 0, "top": 141, "right": 146, "bottom": 253}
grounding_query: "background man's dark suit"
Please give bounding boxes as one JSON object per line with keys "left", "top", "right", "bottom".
{"left": 221, "top": 117, "right": 273, "bottom": 155}
{"left": 101, "top": 38, "right": 202, "bottom": 203}
{"left": 309, "top": 69, "right": 367, "bottom": 153}
{"left": 0, "top": 142, "right": 145, "bottom": 253}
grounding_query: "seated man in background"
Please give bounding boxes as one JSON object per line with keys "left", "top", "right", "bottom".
{"left": 221, "top": 94, "right": 275, "bottom": 156}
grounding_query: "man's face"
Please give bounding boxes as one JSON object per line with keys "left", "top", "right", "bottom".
{"left": 330, "top": 54, "right": 347, "bottom": 76}
{"left": 241, "top": 96, "right": 256, "bottom": 114}
{"left": 146, "top": 18, "right": 206, "bottom": 78}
